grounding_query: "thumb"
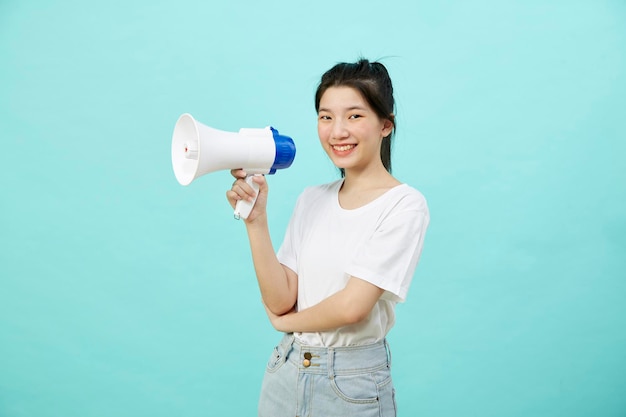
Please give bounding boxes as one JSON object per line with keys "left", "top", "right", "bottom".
{"left": 253, "top": 175, "right": 268, "bottom": 192}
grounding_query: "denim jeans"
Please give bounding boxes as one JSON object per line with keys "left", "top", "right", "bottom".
{"left": 258, "top": 333, "right": 397, "bottom": 417}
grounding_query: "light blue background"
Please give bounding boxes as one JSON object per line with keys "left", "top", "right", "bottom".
{"left": 1, "top": 1, "right": 625, "bottom": 416}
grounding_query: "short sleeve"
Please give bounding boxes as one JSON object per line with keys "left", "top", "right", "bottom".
{"left": 346, "top": 207, "right": 429, "bottom": 303}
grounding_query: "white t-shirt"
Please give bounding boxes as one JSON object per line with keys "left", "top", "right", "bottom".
{"left": 277, "top": 179, "right": 429, "bottom": 347}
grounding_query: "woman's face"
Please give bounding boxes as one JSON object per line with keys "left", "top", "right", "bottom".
{"left": 317, "top": 86, "right": 393, "bottom": 175}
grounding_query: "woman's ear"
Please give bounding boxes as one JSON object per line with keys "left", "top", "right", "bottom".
{"left": 382, "top": 114, "right": 394, "bottom": 137}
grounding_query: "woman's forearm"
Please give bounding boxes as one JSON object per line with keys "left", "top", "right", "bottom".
{"left": 246, "top": 216, "right": 297, "bottom": 315}
{"left": 269, "top": 277, "right": 384, "bottom": 333}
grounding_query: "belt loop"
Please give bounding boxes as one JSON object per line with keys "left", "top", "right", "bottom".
{"left": 384, "top": 339, "right": 392, "bottom": 368}
{"left": 327, "top": 348, "right": 335, "bottom": 379}
{"left": 284, "top": 333, "right": 296, "bottom": 359}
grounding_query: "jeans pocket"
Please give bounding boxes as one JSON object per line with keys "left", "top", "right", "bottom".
{"left": 266, "top": 346, "right": 286, "bottom": 373}
{"left": 330, "top": 372, "right": 380, "bottom": 404}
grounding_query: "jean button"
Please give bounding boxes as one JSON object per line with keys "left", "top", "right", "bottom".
{"left": 303, "top": 359, "right": 311, "bottom": 367}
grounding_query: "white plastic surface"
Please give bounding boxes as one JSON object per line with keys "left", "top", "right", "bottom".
{"left": 171, "top": 113, "right": 275, "bottom": 186}
{"left": 234, "top": 175, "right": 261, "bottom": 220}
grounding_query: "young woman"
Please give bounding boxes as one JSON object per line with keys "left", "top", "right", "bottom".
{"left": 227, "top": 59, "right": 430, "bottom": 417}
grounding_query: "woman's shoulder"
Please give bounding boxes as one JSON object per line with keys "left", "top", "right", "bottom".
{"left": 386, "top": 183, "right": 429, "bottom": 213}
{"left": 289, "top": 180, "right": 342, "bottom": 220}
{"left": 299, "top": 179, "right": 343, "bottom": 200}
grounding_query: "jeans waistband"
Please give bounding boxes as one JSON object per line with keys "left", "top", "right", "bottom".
{"left": 277, "top": 333, "right": 391, "bottom": 376}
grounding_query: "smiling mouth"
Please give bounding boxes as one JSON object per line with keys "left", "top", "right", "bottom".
{"left": 332, "top": 144, "right": 356, "bottom": 152}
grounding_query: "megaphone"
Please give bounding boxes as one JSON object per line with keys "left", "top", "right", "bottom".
{"left": 171, "top": 113, "right": 296, "bottom": 220}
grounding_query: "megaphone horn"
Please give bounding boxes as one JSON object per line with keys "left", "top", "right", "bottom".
{"left": 171, "top": 113, "right": 296, "bottom": 220}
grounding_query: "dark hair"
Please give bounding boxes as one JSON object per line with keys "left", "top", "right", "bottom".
{"left": 315, "top": 59, "right": 396, "bottom": 175}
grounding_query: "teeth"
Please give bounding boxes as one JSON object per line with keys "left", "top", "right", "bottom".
{"left": 333, "top": 144, "right": 355, "bottom": 152}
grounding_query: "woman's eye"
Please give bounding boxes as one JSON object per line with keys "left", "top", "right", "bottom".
{"left": 349, "top": 114, "right": 362, "bottom": 119}
{"left": 319, "top": 115, "right": 331, "bottom": 120}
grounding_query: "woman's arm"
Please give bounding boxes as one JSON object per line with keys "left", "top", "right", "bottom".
{"left": 245, "top": 218, "right": 298, "bottom": 315}
{"left": 266, "top": 277, "right": 384, "bottom": 333}
{"left": 227, "top": 170, "right": 298, "bottom": 315}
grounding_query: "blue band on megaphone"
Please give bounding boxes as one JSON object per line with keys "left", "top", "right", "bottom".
{"left": 269, "top": 127, "right": 296, "bottom": 174}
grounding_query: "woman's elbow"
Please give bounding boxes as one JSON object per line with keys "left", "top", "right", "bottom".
{"left": 266, "top": 300, "right": 296, "bottom": 316}
{"left": 342, "top": 304, "right": 370, "bottom": 325}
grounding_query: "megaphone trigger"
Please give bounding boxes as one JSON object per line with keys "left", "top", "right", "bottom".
{"left": 234, "top": 174, "right": 261, "bottom": 220}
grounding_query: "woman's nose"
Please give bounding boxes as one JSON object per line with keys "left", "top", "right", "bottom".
{"left": 331, "top": 120, "right": 349, "bottom": 139}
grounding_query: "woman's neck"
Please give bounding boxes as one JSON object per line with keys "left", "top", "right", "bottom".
{"left": 338, "top": 168, "right": 401, "bottom": 210}
{"left": 341, "top": 166, "right": 399, "bottom": 192}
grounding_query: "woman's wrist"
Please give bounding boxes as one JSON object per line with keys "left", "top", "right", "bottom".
{"left": 245, "top": 213, "right": 269, "bottom": 229}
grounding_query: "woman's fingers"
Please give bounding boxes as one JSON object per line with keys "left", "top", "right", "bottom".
{"left": 227, "top": 175, "right": 257, "bottom": 204}
{"left": 230, "top": 168, "right": 247, "bottom": 180}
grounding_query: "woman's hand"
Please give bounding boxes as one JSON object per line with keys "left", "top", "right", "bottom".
{"left": 262, "top": 277, "right": 384, "bottom": 333}
{"left": 226, "top": 169, "right": 269, "bottom": 223}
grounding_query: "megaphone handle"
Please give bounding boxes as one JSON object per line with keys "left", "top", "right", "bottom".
{"left": 234, "top": 175, "right": 260, "bottom": 220}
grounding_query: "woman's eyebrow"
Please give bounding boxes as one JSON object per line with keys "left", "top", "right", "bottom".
{"left": 318, "top": 105, "right": 367, "bottom": 113}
